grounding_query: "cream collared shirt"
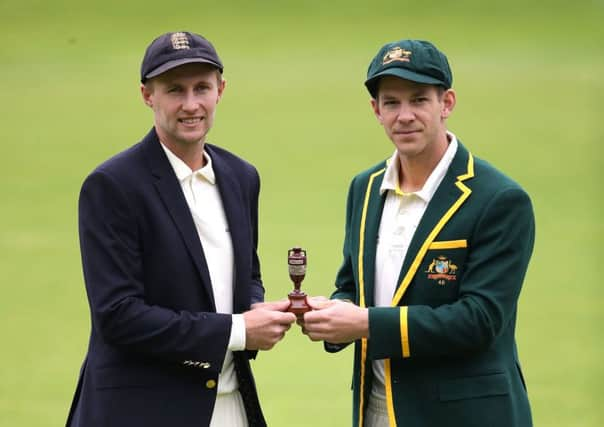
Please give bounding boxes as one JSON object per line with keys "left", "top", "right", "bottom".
{"left": 160, "top": 143, "right": 246, "bottom": 395}
{"left": 371, "top": 132, "right": 458, "bottom": 399}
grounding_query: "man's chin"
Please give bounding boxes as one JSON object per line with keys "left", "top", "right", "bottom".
{"left": 177, "top": 132, "right": 207, "bottom": 145}
{"left": 393, "top": 138, "right": 418, "bottom": 149}
{"left": 393, "top": 141, "right": 424, "bottom": 158}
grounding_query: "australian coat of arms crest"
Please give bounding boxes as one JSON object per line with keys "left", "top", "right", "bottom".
{"left": 425, "top": 255, "right": 458, "bottom": 286}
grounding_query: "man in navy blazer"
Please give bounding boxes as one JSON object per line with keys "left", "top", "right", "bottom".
{"left": 65, "top": 31, "right": 296, "bottom": 427}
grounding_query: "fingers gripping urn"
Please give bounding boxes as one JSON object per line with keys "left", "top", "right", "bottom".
{"left": 287, "top": 247, "right": 310, "bottom": 316}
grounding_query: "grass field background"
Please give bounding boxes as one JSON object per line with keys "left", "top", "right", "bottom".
{"left": 1, "top": 0, "right": 602, "bottom": 425}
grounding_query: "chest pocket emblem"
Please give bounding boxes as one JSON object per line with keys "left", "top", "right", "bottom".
{"left": 426, "top": 255, "right": 458, "bottom": 285}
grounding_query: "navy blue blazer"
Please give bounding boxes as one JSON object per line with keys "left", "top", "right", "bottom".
{"left": 66, "top": 128, "right": 267, "bottom": 427}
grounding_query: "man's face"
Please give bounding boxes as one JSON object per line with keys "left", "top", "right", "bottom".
{"left": 371, "top": 76, "right": 455, "bottom": 160}
{"left": 141, "top": 63, "right": 225, "bottom": 150}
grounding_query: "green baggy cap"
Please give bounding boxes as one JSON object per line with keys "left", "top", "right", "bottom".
{"left": 365, "top": 39, "right": 452, "bottom": 98}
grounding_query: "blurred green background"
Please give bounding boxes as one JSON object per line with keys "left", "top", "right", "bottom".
{"left": 1, "top": 0, "right": 602, "bottom": 425}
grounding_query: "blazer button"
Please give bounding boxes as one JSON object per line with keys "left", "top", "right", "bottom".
{"left": 206, "top": 379, "right": 217, "bottom": 389}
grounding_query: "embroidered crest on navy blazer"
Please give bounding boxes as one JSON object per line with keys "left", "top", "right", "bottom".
{"left": 425, "top": 255, "right": 458, "bottom": 285}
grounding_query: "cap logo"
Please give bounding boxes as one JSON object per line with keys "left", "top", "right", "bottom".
{"left": 170, "top": 32, "right": 190, "bottom": 50}
{"left": 382, "top": 47, "right": 412, "bottom": 65}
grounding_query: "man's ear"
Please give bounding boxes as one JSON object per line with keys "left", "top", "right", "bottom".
{"left": 441, "top": 88, "right": 456, "bottom": 119}
{"left": 141, "top": 83, "right": 153, "bottom": 108}
{"left": 216, "top": 78, "right": 226, "bottom": 103}
{"left": 371, "top": 98, "right": 383, "bottom": 124}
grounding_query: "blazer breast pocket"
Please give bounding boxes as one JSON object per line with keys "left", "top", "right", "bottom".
{"left": 416, "top": 240, "right": 468, "bottom": 303}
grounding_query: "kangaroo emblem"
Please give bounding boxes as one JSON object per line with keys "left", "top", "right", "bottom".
{"left": 426, "top": 256, "right": 458, "bottom": 285}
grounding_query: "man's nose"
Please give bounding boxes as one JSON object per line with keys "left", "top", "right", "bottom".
{"left": 396, "top": 105, "right": 414, "bottom": 122}
{"left": 182, "top": 91, "right": 200, "bottom": 111}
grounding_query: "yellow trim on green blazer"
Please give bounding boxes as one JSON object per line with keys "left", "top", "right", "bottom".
{"left": 384, "top": 359, "right": 397, "bottom": 427}
{"left": 400, "top": 306, "right": 409, "bottom": 357}
{"left": 391, "top": 153, "right": 475, "bottom": 359}
{"left": 385, "top": 306, "right": 409, "bottom": 427}
{"left": 429, "top": 239, "right": 468, "bottom": 249}
{"left": 357, "top": 167, "right": 385, "bottom": 427}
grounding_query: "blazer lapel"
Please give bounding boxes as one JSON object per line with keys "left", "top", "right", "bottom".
{"left": 143, "top": 129, "right": 217, "bottom": 310}
{"left": 206, "top": 145, "right": 250, "bottom": 314}
{"left": 358, "top": 166, "right": 387, "bottom": 308}
{"left": 391, "top": 142, "right": 475, "bottom": 306}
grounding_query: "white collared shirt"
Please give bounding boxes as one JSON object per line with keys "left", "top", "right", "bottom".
{"left": 371, "top": 132, "right": 458, "bottom": 399}
{"left": 160, "top": 142, "right": 245, "bottom": 395}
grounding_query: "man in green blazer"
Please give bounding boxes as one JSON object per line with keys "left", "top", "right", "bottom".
{"left": 302, "top": 39, "right": 534, "bottom": 427}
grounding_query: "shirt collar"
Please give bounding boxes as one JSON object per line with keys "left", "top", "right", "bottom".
{"left": 160, "top": 142, "right": 216, "bottom": 184}
{"left": 379, "top": 131, "right": 459, "bottom": 202}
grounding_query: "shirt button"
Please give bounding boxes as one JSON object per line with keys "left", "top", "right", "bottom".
{"left": 206, "top": 379, "right": 217, "bottom": 389}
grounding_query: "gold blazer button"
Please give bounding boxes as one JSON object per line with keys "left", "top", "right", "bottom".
{"left": 205, "top": 379, "right": 217, "bottom": 389}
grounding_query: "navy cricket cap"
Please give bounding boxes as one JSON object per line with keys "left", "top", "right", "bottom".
{"left": 140, "top": 31, "right": 223, "bottom": 83}
{"left": 364, "top": 39, "right": 452, "bottom": 98}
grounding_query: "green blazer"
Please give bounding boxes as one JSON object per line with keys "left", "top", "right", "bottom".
{"left": 328, "top": 141, "right": 534, "bottom": 427}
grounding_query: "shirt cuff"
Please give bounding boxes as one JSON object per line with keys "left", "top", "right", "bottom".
{"left": 228, "top": 314, "right": 246, "bottom": 351}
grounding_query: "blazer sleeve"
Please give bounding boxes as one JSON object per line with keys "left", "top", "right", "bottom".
{"left": 367, "top": 187, "right": 535, "bottom": 360}
{"left": 79, "top": 170, "right": 231, "bottom": 366}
